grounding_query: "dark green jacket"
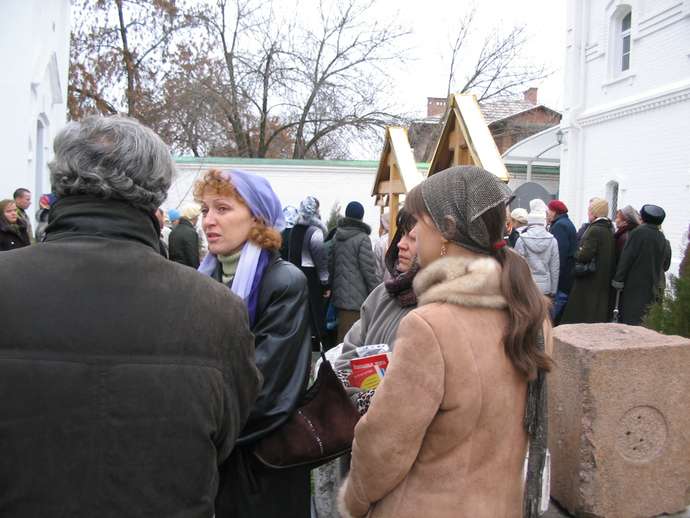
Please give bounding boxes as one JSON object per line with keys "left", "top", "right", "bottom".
{"left": 168, "top": 218, "right": 200, "bottom": 268}
{"left": 612, "top": 223, "right": 672, "bottom": 325}
{"left": 561, "top": 218, "right": 615, "bottom": 324}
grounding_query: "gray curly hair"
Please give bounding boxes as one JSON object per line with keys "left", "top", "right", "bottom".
{"left": 49, "top": 115, "right": 174, "bottom": 212}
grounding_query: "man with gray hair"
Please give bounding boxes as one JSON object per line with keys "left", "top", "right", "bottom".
{"left": 0, "top": 115, "right": 261, "bottom": 517}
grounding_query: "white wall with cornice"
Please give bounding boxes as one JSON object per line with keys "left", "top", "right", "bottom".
{"left": 0, "top": 0, "right": 71, "bottom": 227}
{"left": 560, "top": 0, "right": 690, "bottom": 273}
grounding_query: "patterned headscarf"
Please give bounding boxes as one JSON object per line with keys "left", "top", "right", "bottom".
{"left": 283, "top": 205, "right": 299, "bottom": 229}
{"left": 421, "top": 166, "right": 512, "bottom": 254}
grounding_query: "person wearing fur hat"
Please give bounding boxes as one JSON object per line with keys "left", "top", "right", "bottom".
{"left": 169, "top": 202, "right": 201, "bottom": 268}
{"left": 547, "top": 199, "right": 577, "bottom": 322}
{"left": 329, "top": 201, "right": 380, "bottom": 341}
{"left": 515, "top": 199, "right": 560, "bottom": 297}
{"left": 507, "top": 207, "right": 528, "bottom": 247}
{"left": 561, "top": 197, "right": 616, "bottom": 324}
{"left": 338, "top": 166, "right": 553, "bottom": 518}
{"left": 613, "top": 205, "right": 641, "bottom": 262}
{"left": 612, "top": 204, "right": 672, "bottom": 325}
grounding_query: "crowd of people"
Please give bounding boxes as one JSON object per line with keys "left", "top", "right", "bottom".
{"left": 0, "top": 113, "right": 675, "bottom": 518}
{"left": 506, "top": 196, "right": 672, "bottom": 326}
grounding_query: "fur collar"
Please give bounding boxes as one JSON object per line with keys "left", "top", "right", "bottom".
{"left": 413, "top": 255, "right": 507, "bottom": 309}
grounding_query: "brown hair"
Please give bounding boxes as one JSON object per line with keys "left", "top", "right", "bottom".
{"left": 0, "top": 199, "right": 17, "bottom": 225}
{"left": 405, "top": 185, "right": 552, "bottom": 380}
{"left": 193, "top": 169, "right": 282, "bottom": 251}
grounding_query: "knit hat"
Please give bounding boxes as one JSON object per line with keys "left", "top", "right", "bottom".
{"left": 167, "top": 208, "right": 181, "bottom": 222}
{"left": 345, "top": 201, "right": 365, "bottom": 220}
{"left": 419, "top": 166, "right": 512, "bottom": 254}
{"left": 527, "top": 198, "right": 547, "bottom": 226}
{"left": 617, "top": 205, "right": 641, "bottom": 225}
{"left": 547, "top": 200, "right": 568, "bottom": 215}
{"left": 181, "top": 202, "right": 201, "bottom": 220}
{"left": 510, "top": 208, "right": 528, "bottom": 226}
{"left": 589, "top": 198, "right": 609, "bottom": 219}
{"left": 640, "top": 204, "right": 666, "bottom": 225}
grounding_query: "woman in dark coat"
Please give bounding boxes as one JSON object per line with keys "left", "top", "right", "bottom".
{"left": 613, "top": 205, "right": 641, "bottom": 263}
{"left": 0, "top": 199, "right": 30, "bottom": 251}
{"left": 286, "top": 196, "right": 330, "bottom": 347}
{"left": 612, "top": 205, "right": 672, "bottom": 325}
{"left": 561, "top": 198, "right": 616, "bottom": 324}
{"left": 195, "top": 169, "right": 312, "bottom": 518}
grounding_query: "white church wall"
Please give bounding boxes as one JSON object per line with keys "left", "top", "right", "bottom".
{"left": 0, "top": 0, "right": 70, "bottom": 225}
{"left": 560, "top": 0, "right": 690, "bottom": 274}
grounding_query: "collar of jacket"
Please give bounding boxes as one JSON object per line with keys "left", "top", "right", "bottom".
{"left": 552, "top": 213, "right": 569, "bottom": 224}
{"left": 43, "top": 195, "right": 161, "bottom": 252}
{"left": 591, "top": 217, "right": 611, "bottom": 226}
{"left": 337, "top": 217, "right": 371, "bottom": 234}
{"left": 413, "top": 255, "right": 507, "bottom": 309}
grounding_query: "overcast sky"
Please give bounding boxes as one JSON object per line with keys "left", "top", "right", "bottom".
{"left": 381, "top": 0, "right": 566, "bottom": 117}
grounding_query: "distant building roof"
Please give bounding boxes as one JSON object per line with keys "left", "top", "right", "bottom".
{"left": 480, "top": 99, "right": 550, "bottom": 124}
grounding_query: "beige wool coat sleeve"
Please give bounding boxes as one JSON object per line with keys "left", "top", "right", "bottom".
{"left": 339, "top": 310, "right": 465, "bottom": 517}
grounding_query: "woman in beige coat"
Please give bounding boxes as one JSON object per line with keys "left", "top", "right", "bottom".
{"left": 338, "top": 166, "right": 553, "bottom": 518}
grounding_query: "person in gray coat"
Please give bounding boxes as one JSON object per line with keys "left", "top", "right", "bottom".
{"left": 329, "top": 201, "right": 380, "bottom": 342}
{"left": 515, "top": 198, "right": 560, "bottom": 297}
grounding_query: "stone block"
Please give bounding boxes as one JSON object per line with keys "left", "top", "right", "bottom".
{"left": 548, "top": 323, "right": 690, "bottom": 518}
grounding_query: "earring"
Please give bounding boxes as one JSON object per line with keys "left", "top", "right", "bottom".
{"left": 440, "top": 243, "right": 447, "bottom": 257}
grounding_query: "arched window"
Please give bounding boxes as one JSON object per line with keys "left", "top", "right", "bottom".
{"left": 606, "top": 181, "right": 619, "bottom": 219}
{"left": 610, "top": 5, "right": 632, "bottom": 76}
{"left": 620, "top": 11, "right": 632, "bottom": 71}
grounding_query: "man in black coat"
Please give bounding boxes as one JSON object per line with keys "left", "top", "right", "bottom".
{"left": 612, "top": 204, "right": 672, "bottom": 325}
{"left": 169, "top": 203, "right": 201, "bottom": 268}
{"left": 0, "top": 115, "right": 261, "bottom": 518}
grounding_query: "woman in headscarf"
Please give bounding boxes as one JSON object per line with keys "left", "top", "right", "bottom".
{"left": 613, "top": 205, "right": 641, "bottom": 262}
{"left": 338, "top": 166, "right": 553, "bottom": 518}
{"left": 195, "top": 169, "right": 312, "bottom": 518}
{"left": 0, "top": 199, "right": 30, "bottom": 251}
{"left": 313, "top": 208, "right": 419, "bottom": 518}
{"left": 285, "top": 196, "right": 330, "bottom": 347}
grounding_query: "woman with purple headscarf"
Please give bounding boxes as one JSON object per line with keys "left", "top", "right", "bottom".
{"left": 194, "top": 169, "right": 312, "bottom": 518}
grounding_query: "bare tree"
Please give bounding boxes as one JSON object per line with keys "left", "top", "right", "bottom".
{"left": 445, "top": 15, "right": 549, "bottom": 102}
{"left": 68, "top": 0, "right": 186, "bottom": 121}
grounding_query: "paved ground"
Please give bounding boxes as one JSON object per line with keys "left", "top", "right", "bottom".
{"left": 543, "top": 499, "right": 690, "bottom": 517}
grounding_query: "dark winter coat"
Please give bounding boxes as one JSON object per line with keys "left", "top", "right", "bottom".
{"left": 561, "top": 218, "right": 616, "bottom": 324}
{"left": 212, "top": 253, "right": 313, "bottom": 517}
{"left": 612, "top": 223, "right": 672, "bottom": 325}
{"left": 0, "top": 196, "right": 261, "bottom": 518}
{"left": 549, "top": 213, "right": 577, "bottom": 294}
{"left": 0, "top": 218, "right": 30, "bottom": 251}
{"left": 169, "top": 217, "right": 200, "bottom": 268}
{"left": 613, "top": 222, "right": 638, "bottom": 264}
{"left": 329, "top": 217, "right": 380, "bottom": 311}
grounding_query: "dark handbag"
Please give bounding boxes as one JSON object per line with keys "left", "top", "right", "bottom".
{"left": 252, "top": 350, "right": 361, "bottom": 470}
{"left": 574, "top": 257, "right": 596, "bottom": 277}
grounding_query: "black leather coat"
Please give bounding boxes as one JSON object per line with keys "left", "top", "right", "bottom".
{"left": 0, "top": 196, "right": 261, "bottom": 518}
{"left": 211, "top": 253, "right": 312, "bottom": 444}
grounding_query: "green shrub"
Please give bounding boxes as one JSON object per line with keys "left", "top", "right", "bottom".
{"left": 643, "top": 230, "right": 690, "bottom": 338}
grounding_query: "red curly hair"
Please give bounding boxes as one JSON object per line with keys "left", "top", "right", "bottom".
{"left": 193, "top": 169, "right": 282, "bottom": 252}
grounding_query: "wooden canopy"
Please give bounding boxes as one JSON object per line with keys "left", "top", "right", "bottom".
{"left": 372, "top": 126, "right": 424, "bottom": 237}
{"left": 427, "top": 93, "right": 509, "bottom": 181}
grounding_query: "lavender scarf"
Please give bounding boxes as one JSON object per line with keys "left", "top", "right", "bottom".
{"left": 198, "top": 169, "right": 285, "bottom": 326}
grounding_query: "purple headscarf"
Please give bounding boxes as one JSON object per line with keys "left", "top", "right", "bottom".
{"left": 224, "top": 169, "right": 285, "bottom": 230}
{"left": 198, "top": 169, "right": 284, "bottom": 326}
